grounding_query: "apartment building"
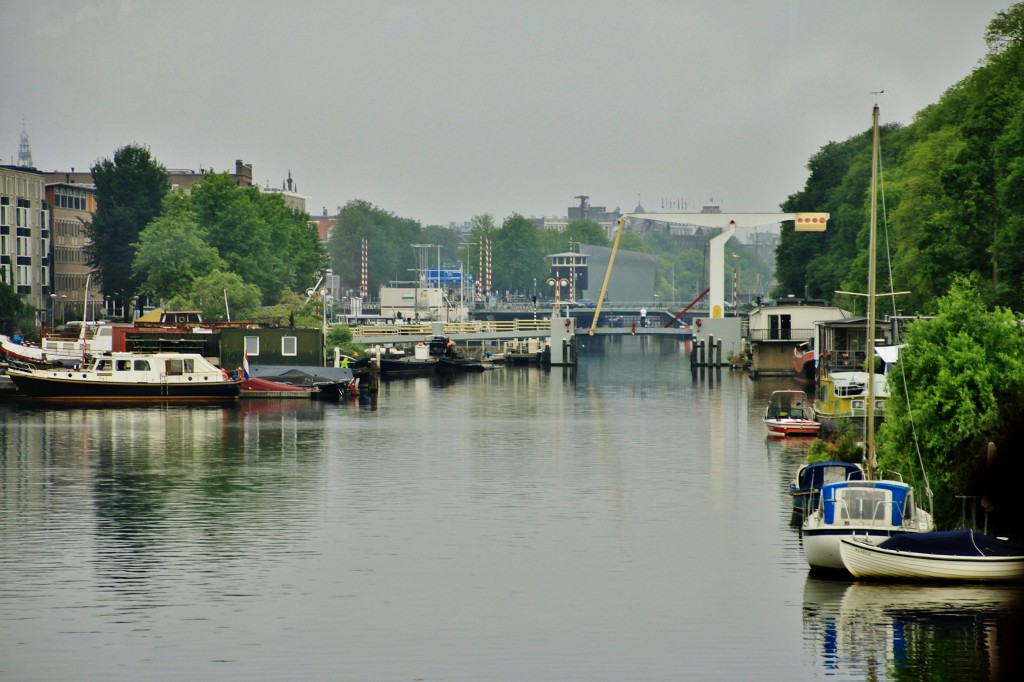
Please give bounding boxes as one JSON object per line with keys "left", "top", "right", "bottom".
{"left": 1, "top": 164, "right": 50, "bottom": 325}
{"left": 46, "top": 181, "right": 102, "bottom": 322}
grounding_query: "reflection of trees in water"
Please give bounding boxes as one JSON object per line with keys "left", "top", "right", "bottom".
{"left": 61, "top": 403, "right": 334, "bottom": 599}
{"left": 802, "top": 577, "right": 1017, "bottom": 680}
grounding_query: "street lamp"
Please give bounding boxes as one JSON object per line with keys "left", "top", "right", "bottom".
{"left": 548, "top": 277, "right": 569, "bottom": 315}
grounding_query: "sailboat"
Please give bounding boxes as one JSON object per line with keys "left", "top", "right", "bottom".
{"left": 801, "top": 104, "right": 935, "bottom": 572}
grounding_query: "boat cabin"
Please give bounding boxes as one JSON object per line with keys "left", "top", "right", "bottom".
{"left": 819, "top": 480, "right": 915, "bottom": 528}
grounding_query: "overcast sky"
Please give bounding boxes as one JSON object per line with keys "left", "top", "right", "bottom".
{"left": 2, "top": 0, "right": 1012, "bottom": 226}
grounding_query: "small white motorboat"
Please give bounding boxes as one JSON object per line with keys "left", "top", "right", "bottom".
{"left": 764, "top": 390, "right": 821, "bottom": 438}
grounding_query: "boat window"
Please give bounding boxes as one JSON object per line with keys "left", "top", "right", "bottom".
{"left": 96, "top": 359, "right": 112, "bottom": 371}
{"left": 115, "top": 360, "right": 130, "bottom": 371}
{"left": 183, "top": 359, "right": 194, "bottom": 373}
{"left": 165, "top": 359, "right": 183, "bottom": 375}
{"left": 133, "top": 359, "right": 150, "bottom": 371}
{"left": 282, "top": 336, "right": 297, "bottom": 356}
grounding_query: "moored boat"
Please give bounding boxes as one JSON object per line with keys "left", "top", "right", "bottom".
{"left": 244, "top": 364, "right": 354, "bottom": 398}
{"left": 793, "top": 341, "right": 816, "bottom": 386}
{"left": 802, "top": 478, "right": 934, "bottom": 572}
{"left": 5, "top": 351, "right": 240, "bottom": 401}
{"left": 839, "top": 530, "right": 1024, "bottom": 582}
{"left": 764, "top": 390, "right": 820, "bottom": 437}
{"left": 789, "top": 460, "right": 863, "bottom": 516}
{"left": 240, "top": 376, "right": 318, "bottom": 399}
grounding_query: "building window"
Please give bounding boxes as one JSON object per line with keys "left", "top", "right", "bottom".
{"left": 244, "top": 336, "right": 260, "bottom": 356}
{"left": 281, "top": 336, "right": 297, "bottom": 356}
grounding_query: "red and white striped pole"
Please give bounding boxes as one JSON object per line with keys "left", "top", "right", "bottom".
{"left": 360, "top": 237, "right": 368, "bottom": 299}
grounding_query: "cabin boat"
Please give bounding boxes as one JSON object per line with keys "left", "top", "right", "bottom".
{"left": 1, "top": 324, "right": 115, "bottom": 367}
{"left": 5, "top": 351, "right": 240, "bottom": 401}
{"left": 789, "top": 461, "right": 863, "bottom": 516}
{"left": 764, "top": 390, "right": 821, "bottom": 437}
{"left": 802, "top": 479, "right": 934, "bottom": 572}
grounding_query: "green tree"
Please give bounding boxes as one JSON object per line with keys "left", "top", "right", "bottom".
{"left": 133, "top": 192, "right": 227, "bottom": 301}
{"left": 0, "top": 279, "right": 35, "bottom": 337}
{"left": 190, "top": 175, "right": 276, "bottom": 299}
{"left": 86, "top": 144, "right": 169, "bottom": 319}
{"left": 172, "top": 270, "right": 262, "bottom": 322}
{"left": 876, "top": 277, "right": 1024, "bottom": 529}
{"left": 328, "top": 200, "right": 421, "bottom": 297}
{"left": 255, "top": 191, "right": 326, "bottom": 297}
{"left": 564, "top": 219, "right": 610, "bottom": 248}
{"left": 493, "top": 214, "right": 544, "bottom": 294}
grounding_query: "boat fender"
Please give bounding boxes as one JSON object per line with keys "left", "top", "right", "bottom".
{"left": 564, "top": 318, "right": 571, "bottom": 328}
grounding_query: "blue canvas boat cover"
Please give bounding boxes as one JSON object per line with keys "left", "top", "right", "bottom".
{"left": 879, "top": 529, "right": 1024, "bottom": 557}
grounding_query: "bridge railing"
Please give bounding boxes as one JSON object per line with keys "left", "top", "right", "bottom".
{"left": 350, "top": 318, "right": 552, "bottom": 340}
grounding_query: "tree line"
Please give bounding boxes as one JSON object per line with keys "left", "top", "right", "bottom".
{"left": 775, "top": 5, "right": 1024, "bottom": 314}
{"left": 83, "top": 146, "right": 328, "bottom": 325}
{"left": 326, "top": 200, "right": 770, "bottom": 304}
{"left": 788, "top": 4, "right": 1024, "bottom": 531}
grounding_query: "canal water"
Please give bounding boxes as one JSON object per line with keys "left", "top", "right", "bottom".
{"left": 1, "top": 336, "right": 1020, "bottom": 681}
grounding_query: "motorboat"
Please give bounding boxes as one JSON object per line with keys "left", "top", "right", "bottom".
{"left": 764, "top": 390, "right": 820, "bottom": 437}
{"left": 802, "top": 478, "right": 934, "bottom": 572}
{"left": 789, "top": 461, "right": 863, "bottom": 516}
{"left": 839, "top": 530, "right": 1024, "bottom": 582}
{"left": 5, "top": 351, "right": 240, "bottom": 401}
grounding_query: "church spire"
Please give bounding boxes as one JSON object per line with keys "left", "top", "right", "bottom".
{"left": 17, "top": 115, "right": 34, "bottom": 168}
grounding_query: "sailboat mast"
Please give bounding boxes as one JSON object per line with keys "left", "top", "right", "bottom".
{"left": 866, "top": 104, "right": 880, "bottom": 478}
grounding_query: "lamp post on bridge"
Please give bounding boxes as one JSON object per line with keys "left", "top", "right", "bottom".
{"left": 547, "top": 277, "right": 569, "bottom": 316}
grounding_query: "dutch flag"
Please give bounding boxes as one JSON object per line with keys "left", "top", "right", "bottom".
{"left": 242, "top": 353, "right": 251, "bottom": 380}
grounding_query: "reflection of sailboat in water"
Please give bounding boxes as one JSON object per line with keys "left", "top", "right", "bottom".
{"left": 802, "top": 575, "right": 1015, "bottom": 679}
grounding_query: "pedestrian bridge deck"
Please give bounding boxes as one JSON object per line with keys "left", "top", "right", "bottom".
{"left": 350, "top": 319, "right": 691, "bottom": 346}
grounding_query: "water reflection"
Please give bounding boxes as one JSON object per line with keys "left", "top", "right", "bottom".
{"left": 3, "top": 340, "right": 1023, "bottom": 680}
{"left": 802, "top": 576, "right": 1018, "bottom": 679}
{"left": 0, "top": 401, "right": 344, "bottom": 618}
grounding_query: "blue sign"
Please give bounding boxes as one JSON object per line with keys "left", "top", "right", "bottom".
{"left": 426, "top": 268, "right": 466, "bottom": 285}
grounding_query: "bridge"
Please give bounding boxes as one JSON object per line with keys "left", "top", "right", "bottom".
{"left": 348, "top": 307, "right": 693, "bottom": 346}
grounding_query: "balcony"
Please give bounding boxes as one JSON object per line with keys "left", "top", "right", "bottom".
{"left": 746, "top": 327, "right": 815, "bottom": 343}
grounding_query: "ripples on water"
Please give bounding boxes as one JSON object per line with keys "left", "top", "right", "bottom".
{"left": 1, "top": 336, "right": 1021, "bottom": 681}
